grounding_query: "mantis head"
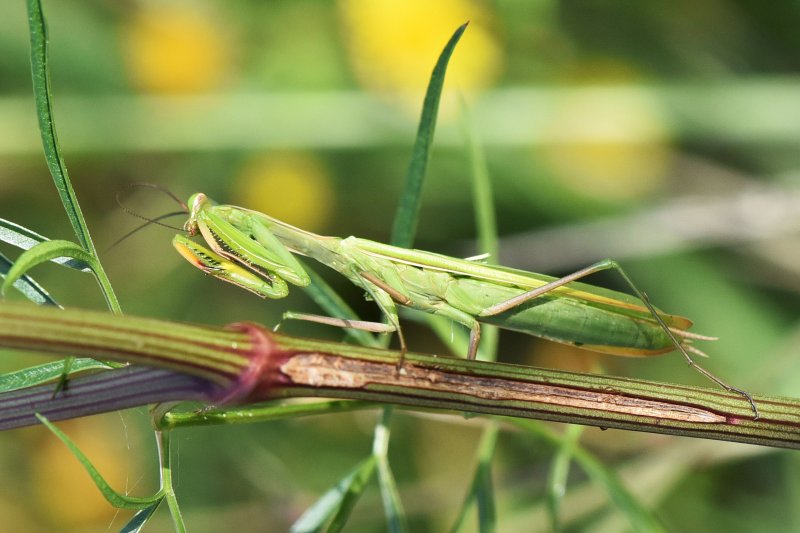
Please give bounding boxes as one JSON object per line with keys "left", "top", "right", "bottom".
{"left": 184, "top": 192, "right": 212, "bottom": 236}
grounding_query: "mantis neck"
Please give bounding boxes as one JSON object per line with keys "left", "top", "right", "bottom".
{"left": 257, "top": 214, "right": 351, "bottom": 273}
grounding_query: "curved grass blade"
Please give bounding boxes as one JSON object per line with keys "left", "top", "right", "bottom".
{"left": 0, "top": 250, "right": 60, "bottom": 305}
{"left": 0, "top": 357, "right": 111, "bottom": 393}
{"left": 0, "top": 218, "right": 90, "bottom": 271}
{"left": 290, "top": 456, "right": 377, "bottom": 533}
{"left": 35, "top": 414, "right": 164, "bottom": 510}
{"left": 390, "top": 22, "right": 469, "bottom": 248}
{"left": 0, "top": 239, "right": 97, "bottom": 296}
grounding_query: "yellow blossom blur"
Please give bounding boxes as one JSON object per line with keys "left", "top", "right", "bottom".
{"left": 540, "top": 76, "right": 673, "bottom": 202}
{"left": 338, "top": 0, "right": 503, "bottom": 103}
{"left": 121, "top": 4, "right": 233, "bottom": 93}
{"left": 30, "top": 419, "right": 137, "bottom": 529}
{"left": 232, "top": 154, "right": 335, "bottom": 232}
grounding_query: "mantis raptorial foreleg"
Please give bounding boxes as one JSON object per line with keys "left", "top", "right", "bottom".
{"left": 478, "top": 258, "right": 759, "bottom": 419}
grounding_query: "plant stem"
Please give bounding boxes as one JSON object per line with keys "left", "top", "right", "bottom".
{"left": 0, "top": 302, "right": 799, "bottom": 449}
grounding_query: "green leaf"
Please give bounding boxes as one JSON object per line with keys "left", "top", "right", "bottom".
{"left": 290, "top": 456, "right": 377, "bottom": 533}
{"left": 390, "top": 22, "right": 469, "bottom": 248}
{"left": 0, "top": 239, "right": 97, "bottom": 296}
{"left": 0, "top": 358, "right": 111, "bottom": 393}
{"left": 0, "top": 218, "right": 91, "bottom": 271}
{"left": 35, "top": 414, "right": 164, "bottom": 510}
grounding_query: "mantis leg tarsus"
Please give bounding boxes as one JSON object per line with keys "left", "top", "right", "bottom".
{"left": 467, "top": 322, "right": 482, "bottom": 360}
{"left": 684, "top": 355, "right": 760, "bottom": 420}
{"left": 394, "top": 328, "right": 408, "bottom": 372}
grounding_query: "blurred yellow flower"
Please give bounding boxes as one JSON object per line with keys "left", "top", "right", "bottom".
{"left": 31, "top": 419, "right": 137, "bottom": 529}
{"left": 540, "top": 66, "right": 673, "bottom": 202}
{"left": 338, "top": 0, "right": 503, "bottom": 100}
{"left": 121, "top": 4, "right": 233, "bottom": 93}
{"left": 232, "top": 153, "right": 335, "bottom": 232}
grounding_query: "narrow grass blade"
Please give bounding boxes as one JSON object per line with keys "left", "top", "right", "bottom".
{"left": 0, "top": 358, "right": 110, "bottom": 393}
{"left": 364, "top": 24, "right": 467, "bottom": 532}
{"left": 459, "top": 98, "right": 499, "bottom": 363}
{"left": 35, "top": 414, "right": 164, "bottom": 509}
{"left": 473, "top": 431, "right": 497, "bottom": 532}
{"left": 449, "top": 424, "right": 499, "bottom": 533}
{"left": 546, "top": 424, "right": 584, "bottom": 532}
{"left": 156, "top": 430, "right": 187, "bottom": 533}
{"left": 290, "top": 456, "right": 377, "bottom": 533}
{"left": 25, "top": 0, "right": 121, "bottom": 313}
{"left": 376, "top": 456, "right": 407, "bottom": 533}
{"left": 372, "top": 407, "right": 408, "bottom": 533}
{"left": 0, "top": 218, "right": 90, "bottom": 271}
{"left": 460, "top": 99, "right": 498, "bottom": 266}
{"left": 445, "top": 100, "right": 503, "bottom": 533}
{"left": 390, "top": 22, "right": 468, "bottom": 248}
{"left": 513, "top": 419, "right": 667, "bottom": 533}
{"left": 26, "top": 0, "right": 93, "bottom": 252}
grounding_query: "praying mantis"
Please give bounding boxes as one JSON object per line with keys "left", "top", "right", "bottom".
{"left": 173, "top": 192, "right": 758, "bottom": 417}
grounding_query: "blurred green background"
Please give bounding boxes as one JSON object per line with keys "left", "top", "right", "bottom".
{"left": 2, "top": 0, "right": 800, "bottom": 531}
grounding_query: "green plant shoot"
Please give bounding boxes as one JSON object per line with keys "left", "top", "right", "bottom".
{"left": 173, "top": 192, "right": 758, "bottom": 417}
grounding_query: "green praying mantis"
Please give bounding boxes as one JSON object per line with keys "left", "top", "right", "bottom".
{"left": 172, "top": 192, "right": 758, "bottom": 418}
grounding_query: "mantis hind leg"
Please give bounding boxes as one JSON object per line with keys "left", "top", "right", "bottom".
{"left": 479, "top": 259, "right": 759, "bottom": 419}
{"left": 355, "top": 272, "right": 409, "bottom": 368}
